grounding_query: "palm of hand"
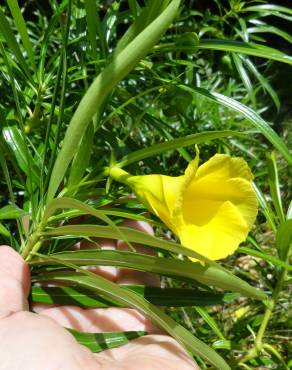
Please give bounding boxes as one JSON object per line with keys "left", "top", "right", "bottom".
{"left": 0, "top": 239, "right": 198, "bottom": 370}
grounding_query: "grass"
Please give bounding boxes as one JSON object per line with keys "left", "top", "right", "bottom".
{"left": 0, "top": 0, "right": 291, "bottom": 369}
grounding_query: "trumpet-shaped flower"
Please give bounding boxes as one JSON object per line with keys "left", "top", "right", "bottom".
{"left": 110, "top": 152, "right": 258, "bottom": 260}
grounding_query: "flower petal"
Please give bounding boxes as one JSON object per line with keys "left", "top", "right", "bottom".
{"left": 129, "top": 174, "right": 184, "bottom": 233}
{"left": 196, "top": 154, "right": 254, "bottom": 181}
{"left": 182, "top": 154, "right": 257, "bottom": 228}
{"left": 179, "top": 200, "right": 250, "bottom": 260}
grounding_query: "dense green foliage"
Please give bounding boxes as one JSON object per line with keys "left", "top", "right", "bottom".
{"left": 0, "top": 1, "right": 291, "bottom": 369}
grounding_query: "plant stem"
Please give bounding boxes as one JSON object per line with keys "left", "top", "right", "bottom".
{"left": 239, "top": 266, "right": 288, "bottom": 364}
{"left": 21, "top": 230, "right": 41, "bottom": 260}
{"left": 21, "top": 220, "right": 47, "bottom": 261}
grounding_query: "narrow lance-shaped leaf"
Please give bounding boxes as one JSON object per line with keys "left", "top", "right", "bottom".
{"left": 155, "top": 39, "right": 292, "bottom": 65}
{"left": 47, "top": 0, "right": 181, "bottom": 202}
{"left": 242, "top": 4, "right": 292, "bottom": 16}
{"left": 67, "top": 328, "right": 146, "bottom": 353}
{"left": 252, "top": 183, "right": 277, "bottom": 233}
{"left": 0, "top": 204, "right": 27, "bottom": 220}
{"left": 84, "top": 0, "right": 98, "bottom": 60}
{"left": 117, "top": 130, "right": 243, "bottom": 167}
{"left": 115, "top": 0, "right": 170, "bottom": 54}
{"left": 31, "top": 249, "right": 267, "bottom": 300}
{"left": 34, "top": 269, "right": 231, "bottom": 370}
{"left": 276, "top": 220, "right": 292, "bottom": 261}
{"left": 195, "top": 306, "right": 226, "bottom": 340}
{"left": 30, "top": 285, "right": 237, "bottom": 307}
{"left": 241, "top": 56, "right": 280, "bottom": 111}
{"left": 67, "top": 123, "right": 94, "bottom": 189}
{"left": 0, "top": 6, "right": 32, "bottom": 80}
{"left": 238, "top": 247, "right": 292, "bottom": 271}
{"left": 2, "top": 126, "right": 40, "bottom": 183}
{"left": 6, "top": 0, "right": 35, "bottom": 69}
{"left": 247, "top": 24, "right": 292, "bottom": 45}
{"left": 40, "top": 197, "right": 128, "bottom": 251}
{"left": 42, "top": 224, "right": 223, "bottom": 267}
{"left": 266, "top": 152, "right": 285, "bottom": 223}
{"left": 232, "top": 53, "right": 256, "bottom": 108}
{"left": 198, "top": 39, "right": 292, "bottom": 66}
{"left": 0, "top": 223, "right": 10, "bottom": 238}
{"left": 179, "top": 85, "right": 292, "bottom": 164}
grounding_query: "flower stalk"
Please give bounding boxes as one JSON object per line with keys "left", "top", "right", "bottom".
{"left": 109, "top": 166, "right": 132, "bottom": 185}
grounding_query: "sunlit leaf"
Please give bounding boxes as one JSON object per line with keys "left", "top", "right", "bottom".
{"left": 0, "top": 204, "right": 27, "bottom": 220}
{"left": 31, "top": 249, "right": 267, "bottom": 300}
{"left": 47, "top": 0, "right": 181, "bottom": 202}
{"left": 67, "top": 328, "right": 146, "bottom": 352}
{"left": 179, "top": 86, "right": 292, "bottom": 164}
{"left": 31, "top": 285, "right": 238, "bottom": 307}
{"left": 117, "top": 130, "right": 243, "bottom": 167}
{"left": 34, "top": 269, "right": 231, "bottom": 370}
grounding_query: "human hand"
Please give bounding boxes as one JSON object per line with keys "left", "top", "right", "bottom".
{"left": 0, "top": 221, "right": 199, "bottom": 370}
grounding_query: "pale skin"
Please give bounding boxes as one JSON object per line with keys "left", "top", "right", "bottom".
{"left": 0, "top": 221, "right": 199, "bottom": 370}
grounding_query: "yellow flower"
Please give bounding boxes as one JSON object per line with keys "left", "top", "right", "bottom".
{"left": 110, "top": 151, "right": 258, "bottom": 261}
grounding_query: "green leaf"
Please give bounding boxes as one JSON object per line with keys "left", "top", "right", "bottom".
{"left": 0, "top": 204, "right": 27, "bottom": 220}
{"left": 241, "top": 56, "right": 280, "bottom": 111}
{"left": 266, "top": 152, "right": 285, "bottom": 223}
{"left": 0, "top": 222, "right": 10, "bottom": 238}
{"left": 252, "top": 183, "right": 277, "bottom": 234}
{"left": 30, "top": 285, "right": 237, "bottom": 307}
{"left": 47, "top": 0, "right": 181, "bottom": 202}
{"left": 67, "top": 123, "right": 94, "bottom": 189}
{"left": 232, "top": 53, "right": 256, "bottom": 108}
{"left": 67, "top": 328, "right": 146, "bottom": 352}
{"left": 41, "top": 197, "right": 127, "bottom": 252}
{"left": 195, "top": 306, "right": 226, "bottom": 340}
{"left": 179, "top": 86, "right": 292, "bottom": 164}
{"left": 287, "top": 201, "right": 292, "bottom": 220}
{"left": 117, "top": 130, "right": 243, "bottom": 167}
{"left": 31, "top": 249, "right": 267, "bottom": 300}
{"left": 238, "top": 247, "right": 292, "bottom": 271}
{"left": 84, "top": 0, "right": 98, "bottom": 60}
{"left": 34, "top": 269, "right": 231, "bottom": 370}
{"left": 243, "top": 4, "right": 292, "bottom": 16}
{"left": 116, "top": 0, "right": 170, "bottom": 54}
{"left": 41, "top": 224, "right": 222, "bottom": 267}
{"left": 198, "top": 39, "right": 292, "bottom": 65}
{"left": 2, "top": 126, "right": 40, "bottom": 183}
{"left": 276, "top": 220, "right": 292, "bottom": 261}
{"left": 0, "top": 6, "right": 32, "bottom": 80}
{"left": 247, "top": 24, "right": 292, "bottom": 45}
{"left": 6, "top": 0, "right": 35, "bottom": 70}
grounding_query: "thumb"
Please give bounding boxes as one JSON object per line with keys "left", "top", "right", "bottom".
{"left": 0, "top": 246, "right": 30, "bottom": 316}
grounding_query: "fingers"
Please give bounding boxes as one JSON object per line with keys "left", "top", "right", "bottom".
{"left": 36, "top": 306, "right": 160, "bottom": 333}
{"left": 117, "top": 220, "right": 160, "bottom": 287}
{"left": 36, "top": 220, "right": 161, "bottom": 333}
{"left": 94, "top": 334, "right": 199, "bottom": 370}
{"left": 79, "top": 238, "right": 119, "bottom": 282}
{"left": 0, "top": 246, "right": 30, "bottom": 315}
{"left": 0, "top": 310, "right": 103, "bottom": 370}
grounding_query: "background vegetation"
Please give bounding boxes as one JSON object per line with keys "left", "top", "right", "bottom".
{"left": 0, "top": 0, "right": 291, "bottom": 369}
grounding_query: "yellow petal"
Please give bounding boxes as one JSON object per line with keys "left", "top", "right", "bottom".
{"left": 179, "top": 200, "right": 250, "bottom": 260}
{"left": 180, "top": 154, "right": 258, "bottom": 259}
{"left": 183, "top": 154, "right": 257, "bottom": 227}
{"left": 128, "top": 174, "right": 184, "bottom": 233}
{"left": 196, "top": 154, "right": 254, "bottom": 181}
